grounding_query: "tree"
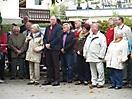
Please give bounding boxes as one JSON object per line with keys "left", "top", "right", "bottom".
{"left": 85, "top": 0, "right": 89, "bottom": 8}
{"left": 77, "top": 0, "right": 83, "bottom": 9}
{"left": 0, "top": 12, "right": 2, "bottom": 24}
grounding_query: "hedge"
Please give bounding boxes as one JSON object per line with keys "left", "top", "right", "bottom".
{"left": 2, "top": 23, "right": 50, "bottom": 33}
{"left": 2, "top": 18, "right": 132, "bottom": 33}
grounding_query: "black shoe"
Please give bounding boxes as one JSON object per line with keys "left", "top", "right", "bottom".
{"left": 84, "top": 81, "right": 88, "bottom": 86}
{"left": 10, "top": 77, "right": 15, "bottom": 80}
{"left": 1, "top": 78, "right": 5, "bottom": 80}
{"left": 115, "top": 87, "right": 122, "bottom": 90}
{"left": 75, "top": 81, "right": 83, "bottom": 85}
{"left": 60, "top": 79, "right": 67, "bottom": 82}
{"left": 19, "top": 77, "right": 24, "bottom": 79}
{"left": 27, "top": 82, "right": 35, "bottom": 85}
{"left": 68, "top": 80, "right": 72, "bottom": 83}
{"left": 52, "top": 82, "right": 60, "bottom": 86}
{"left": 34, "top": 82, "right": 39, "bottom": 85}
{"left": 108, "top": 86, "right": 115, "bottom": 89}
{"left": 42, "top": 81, "right": 51, "bottom": 85}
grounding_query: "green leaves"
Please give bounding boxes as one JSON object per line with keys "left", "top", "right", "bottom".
{"left": 0, "top": 12, "right": 2, "bottom": 24}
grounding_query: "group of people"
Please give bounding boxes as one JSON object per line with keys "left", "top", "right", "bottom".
{"left": 0, "top": 15, "right": 132, "bottom": 90}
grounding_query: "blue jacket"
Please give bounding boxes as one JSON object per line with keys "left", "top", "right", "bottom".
{"left": 130, "top": 40, "right": 132, "bottom": 52}
{"left": 44, "top": 24, "right": 62, "bottom": 51}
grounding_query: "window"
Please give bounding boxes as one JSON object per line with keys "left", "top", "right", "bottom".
{"left": 35, "top": 0, "right": 41, "bottom": 5}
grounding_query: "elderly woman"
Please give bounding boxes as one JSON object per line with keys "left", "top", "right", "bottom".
{"left": 0, "top": 25, "right": 7, "bottom": 80}
{"left": 26, "top": 24, "right": 44, "bottom": 85}
{"left": 105, "top": 30, "right": 128, "bottom": 89}
{"left": 75, "top": 24, "right": 91, "bottom": 85}
{"left": 9, "top": 26, "right": 26, "bottom": 79}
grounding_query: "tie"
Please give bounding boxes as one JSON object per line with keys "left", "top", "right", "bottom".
{"left": 48, "top": 26, "right": 53, "bottom": 42}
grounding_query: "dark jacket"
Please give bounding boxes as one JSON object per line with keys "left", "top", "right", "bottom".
{"left": 44, "top": 24, "right": 62, "bottom": 51}
{"left": 75, "top": 32, "right": 89, "bottom": 55}
{"left": 60, "top": 31, "right": 76, "bottom": 54}
{"left": 9, "top": 33, "right": 26, "bottom": 58}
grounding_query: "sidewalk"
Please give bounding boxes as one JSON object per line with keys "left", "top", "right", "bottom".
{"left": 0, "top": 77, "right": 132, "bottom": 99}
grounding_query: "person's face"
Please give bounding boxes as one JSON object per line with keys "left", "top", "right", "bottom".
{"left": 63, "top": 25, "right": 69, "bottom": 33}
{"left": 50, "top": 16, "right": 56, "bottom": 25}
{"left": 31, "top": 27, "right": 37, "bottom": 34}
{"left": 75, "top": 21, "right": 81, "bottom": 29}
{"left": 115, "top": 17, "right": 121, "bottom": 26}
{"left": 109, "top": 19, "right": 114, "bottom": 26}
{"left": 26, "top": 23, "right": 31, "bottom": 30}
{"left": 14, "top": 28, "right": 20, "bottom": 35}
{"left": 23, "top": 17, "right": 28, "bottom": 24}
{"left": 82, "top": 27, "right": 88, "bottom": 34}
{"left": 91, "top": 24, "right": 98, "bottom": 34}
{"left": 11, "top": 25, "right": 15, "bottom": 31}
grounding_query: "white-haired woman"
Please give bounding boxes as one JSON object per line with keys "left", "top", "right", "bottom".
{"left": 104, "top": 30, "right": 128, "bottom": 89}
{"left": 26, "top": 24, "right": 44, "bottom": 85}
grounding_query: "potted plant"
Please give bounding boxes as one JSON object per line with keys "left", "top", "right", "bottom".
{"left": 77, "top": 0, "right": 82, "bottom": 9}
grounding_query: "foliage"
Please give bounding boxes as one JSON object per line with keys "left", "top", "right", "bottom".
{"left": 19, "top": 0, "right": 23, "bottom": 2}
{"left": 2, "top": 23, "right": 50, "bottom": 33}
{"left": 0, "top": 12, "right": 2, "bottom": 24}
{"left": 50, "top": 4, "right": 59, "bottom": 16}
{"left": 97, "top": 17, "right": 132, "bottom": 34}
{"left": 77, "top": 0, "right": 82, "bottom": 3}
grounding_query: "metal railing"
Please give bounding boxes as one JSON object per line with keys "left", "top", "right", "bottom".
{"left": 19, "top": 8, "right": 50, "bottom": 21}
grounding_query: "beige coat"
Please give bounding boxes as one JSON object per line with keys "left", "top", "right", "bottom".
{"left": 26, "top": 33, "right": 44, "bottom": 63}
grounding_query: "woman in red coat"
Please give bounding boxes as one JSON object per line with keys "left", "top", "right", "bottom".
{"left": 105, "top": 18, "right": 116, "bottom": 47}
{"left": 0, "top": 25, "right": 7, "bottom": 80}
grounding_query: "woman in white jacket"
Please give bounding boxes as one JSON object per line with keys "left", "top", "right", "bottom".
{"left": 26, "top": 24, "right": 44, "bottom": 85}
{"left": 105, "top": 29, "right": 128, "bottom": 89}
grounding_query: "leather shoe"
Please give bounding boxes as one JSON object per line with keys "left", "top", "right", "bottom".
{"left": 68, "top": 80, "right": 72, "bottom": 83}
{"left": 52, "top": 82, "right": 60, "bottom": 86}
{"left": 10, "top": 77, "right": 15, "bottom": 80}
{"left": 42, "top": 81, "right": 51, "bottom": 85}
{"left": 108, "top": 86, "right": 115, "bottom": 89}
{"left": 75, "top": 81, "right": 84, "bottom": 85}
{"left": 115, "top": 87, "right": 122, "bottom": 90}
{"left": 89, "top": 84, "right": 97, "bottom": 89}
{"left": 60, "top": 79, "right": 67, "bottom": 82}
{"left": 34, "top": 82, "right": 39, "bottom": 85}
{"left": 27, "top": 82, "right": 35, "bottom": 85}
{"left": 97, "top": 85, "right": 104, "bottom": 88}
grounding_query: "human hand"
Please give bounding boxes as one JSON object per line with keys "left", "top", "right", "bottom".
{"left": 46, "top": 44, "right": 50, "bottom": 49}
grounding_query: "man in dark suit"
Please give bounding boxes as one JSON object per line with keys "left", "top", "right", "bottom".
{"left": 42, "top": 15, "right": 62, "bottom": 86}
{"left": 60, "top": 23, "right": 76, "bottom": 83}
{"left": 20, "top": 16, "right": 29, "bottom": 33}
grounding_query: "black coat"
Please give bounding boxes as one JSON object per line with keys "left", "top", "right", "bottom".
{"left": 60, "top": 31, "right": 76, "bottom": 54}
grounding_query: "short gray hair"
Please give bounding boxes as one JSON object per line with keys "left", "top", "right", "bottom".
{"left": 63, "top": 23, "right": 70, "bottom": 29}
{"left": 13, "top": 26, "right": 20, "bottom": 31}
{"left": 115, "top": 29, "right": 123, "bottom": 37}
{"left": 92, "top": 23, "right": 101, "bottom": 30}
{"left": 31, "top": 24, "right": 41, "bottom": 32}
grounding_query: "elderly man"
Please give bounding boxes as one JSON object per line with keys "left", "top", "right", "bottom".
{"left": 20, "top": 16, "right": 29, "bottom": 33}
{"left": 9, "top": 26, "right": 26, "bottom": 79}
{"left": 42, "top": 15, "right": 62, "bottom": 86}
{"left": 114, "top": 15, "right": 132, "bottom": 84}
{"left": 23, "top": 22, "right": 32, "bottom": 79}
{"left": 60, "top": 23, "right": 76, "bottom": 83}
{"left": 83, "top": 23, "right": 107, "bottom": 88}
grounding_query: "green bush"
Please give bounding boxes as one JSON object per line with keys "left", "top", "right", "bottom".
{"left": 0, "top": 12, "right": 2, "bottom": 24}
{"left": 98, "top": 17, "right": 132, "bottom": 34}
{"left": 2, "top": 23, "right": 50, "bottom": 33}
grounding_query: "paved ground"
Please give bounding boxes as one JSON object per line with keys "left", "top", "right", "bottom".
{"left": 0, "top": 76, "right": 132, "bottom": 99}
